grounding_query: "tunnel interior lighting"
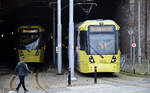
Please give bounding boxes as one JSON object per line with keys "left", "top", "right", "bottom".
{"left": 1, "top": 34, "right": 4, "bottom": 38}
{"left": 11, "top": 32, "right": 14, "bottom": 35}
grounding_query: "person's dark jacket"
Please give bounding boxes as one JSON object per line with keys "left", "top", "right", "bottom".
{"left": 15, "top": 62, "right": 31, "bottom": 76}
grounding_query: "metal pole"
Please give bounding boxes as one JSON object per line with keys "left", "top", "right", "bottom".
{"left": 138, "top": 0, "right": 141, "bottom": 64}
{"left": 133, "top": 36, "right": 135, "bottom": 73}
{"left": 130, "top": 34, "right": 133, "bottom": 62}
{"left": 57, "top": 0, "right": 62, "bottom": 74}
{"left": 129, "top": 0, "right": 134, "bottom": 63}
{"left": 147, "top": 60, "right": 149, "bottom": 74}
{"left": 69, "top": 0, "right": 76, "bottom": 80}
{"left": 94, "top": 66, "right": 97, "bottom": 84}
{"left": 128, "top": 28, "right": 134, "bottom": 63}
{"left": 68, "top": 68, "right": 71, "bottom": 86}
{"left": 53, "top": 4, "right": 56, "bottom": 65}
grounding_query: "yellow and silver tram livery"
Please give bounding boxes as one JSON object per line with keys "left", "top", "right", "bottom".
{"left": 75, "top": 19, "right": 120, "bottom": 73}
{"left": 17, "top": 25, "right": 45, "bottom": 63}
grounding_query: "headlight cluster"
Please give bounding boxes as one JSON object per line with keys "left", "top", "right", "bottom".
{"left": 89, "top": 56, "right": 95, "bottom": 63}
{"left": 35, "top": 50, "right": 39, "bottom": 56}
{"left": 111, "top": 56, "right": 117, "bottom": 63}
{"left": 19, "top": 51, "right": 24, "bottom": 56}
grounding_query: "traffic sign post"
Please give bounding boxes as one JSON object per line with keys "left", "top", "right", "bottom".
{"left": 131, "top": 43, "right": 136, "bottom": 48}
{"left": 128, "top": 28, "right": 136, "bottom": 73}
{"left": 128, "top": 28, "right": 134, "bottom": 35}
{"left": 132, "top": 36, "right": 136, "bottom": 74}
{"left": 128, "top": 28, "right": 134, "bottom": 63}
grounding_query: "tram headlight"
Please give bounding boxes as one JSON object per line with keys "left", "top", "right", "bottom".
{"left": 20, "top": 51, "right": 24, "bottom": 56}
{"left": 111, "top": 56, "right": 116, "bottom": 63}
{"left": 35, "top": 50, "right": 39, "bottom": 56}
{"left": 89, "top": 56, "right": 95, "bottom": 63}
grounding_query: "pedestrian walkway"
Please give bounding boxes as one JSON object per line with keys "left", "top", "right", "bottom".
{"left": 3, "top": 70, "right": 150, "bottom": 93}
{"left": 29, "top": 82, "right": 150, "bottom": 93}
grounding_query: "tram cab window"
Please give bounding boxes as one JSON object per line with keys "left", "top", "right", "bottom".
{"left": 20, "top": 34, "right": 40, "bottom": 50}
{"left": 87, "top": 26, "right": 117, "bottom": 55}
{"left": 88, "top": 33, "right": 116, "bottom": 55}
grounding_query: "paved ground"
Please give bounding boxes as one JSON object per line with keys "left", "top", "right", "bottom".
{"left": 0, "top": 69, "right": 150, "bottom": 93}
{"left": 30, "top": 80, "right": 150, "bottom": 93}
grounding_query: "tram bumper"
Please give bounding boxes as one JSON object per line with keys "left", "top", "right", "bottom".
{"left": 89, "top": 64, "right": 120, "bottom": 73}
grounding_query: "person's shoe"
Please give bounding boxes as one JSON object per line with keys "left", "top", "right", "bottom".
{"left": 24, "top": 90, "right": 29, "bottom": 93}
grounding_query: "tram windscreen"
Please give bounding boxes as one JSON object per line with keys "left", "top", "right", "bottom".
{"left": 88, "top": 33, "right": 116, "bottom": 55}
{"left": 20, "top": 34, "right": 40, "bottom": 50}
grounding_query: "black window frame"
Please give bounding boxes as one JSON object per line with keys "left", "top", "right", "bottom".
{"left": 79, "top": 31, "right": 87, "bottom": 50}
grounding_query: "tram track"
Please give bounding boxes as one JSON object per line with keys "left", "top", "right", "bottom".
{"left": 9, "top": 72, "right": 49, "bottom": 93}
{"left": 9, "top": 75, "right": 17, "bottom": 90}
{"left": 8, "top": 71, "right": 150, "bottom": 93}
{"left": 33, "top": 72, "right": 49, "bottom": 93}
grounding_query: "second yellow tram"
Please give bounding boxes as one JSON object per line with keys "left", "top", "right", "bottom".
{"left": 17, "top": 25, "right": 45, "bottom": 63}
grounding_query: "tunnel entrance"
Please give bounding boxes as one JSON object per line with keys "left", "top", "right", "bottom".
{"left": 61, "top": 0, "right": 124, "bottom": 67}
{"left": 0, "top": 0, "right": 127, "bottom": 72}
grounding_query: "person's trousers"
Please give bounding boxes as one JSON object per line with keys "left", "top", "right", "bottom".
{"left": 16, "top": 75, "right": 27, "bottom": 91}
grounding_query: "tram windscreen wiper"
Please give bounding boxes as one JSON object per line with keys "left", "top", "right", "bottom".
{"left": 89, "top": 44, "right": 104, "bottom": 58}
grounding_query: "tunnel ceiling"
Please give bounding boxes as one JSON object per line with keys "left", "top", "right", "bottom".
{"left": 0, "top": 0, "right": 122, "bottom": 33}
{"left": 0, "top": 0, "right": 96, "bottom": 27}
{"left": 0, "top": 0, "right": 96, "bottom": 25}
{"left": 0, "top": 0, "right": 94, "bottom": 18}
{"left": 0, "top": 0, "right": 120, "bottom": 20}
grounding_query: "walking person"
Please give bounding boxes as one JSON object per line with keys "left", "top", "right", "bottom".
{"left": 15, "top": 57, "right": 32, "bottom": 93}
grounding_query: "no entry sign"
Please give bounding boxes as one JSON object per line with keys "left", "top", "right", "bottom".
{"left": 131, "top": 43, "right": 136, "bottom": 48}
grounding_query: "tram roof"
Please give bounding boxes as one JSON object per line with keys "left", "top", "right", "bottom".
{"left": 79, "top": 19, "right": 120, "bottom": 31}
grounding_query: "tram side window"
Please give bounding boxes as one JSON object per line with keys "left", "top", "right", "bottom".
{"left": 80, "top": 31, "right": 87, "bottom": 50}
{"left": 116, "top": 31, "right": 120, "bottom": 50}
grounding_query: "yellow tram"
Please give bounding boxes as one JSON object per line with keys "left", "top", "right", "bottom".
{"left": 75, "top": 19, "right": 120, "bottom": 73}
{"left": 17, "top": 25, "right": 45, "bottom": 63}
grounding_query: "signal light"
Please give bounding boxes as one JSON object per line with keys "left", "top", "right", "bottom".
{"left": 89, "top": 56, "right": 95, "bottom": 63}
{"left": 35, "top": 50, "right": 39, "bottom": 56}
{"left": 1, "top": 34, "right": 4, "bottom": 38}
{"left": 20, "top": 51, "right": 24, "bottom": 56}
{"left": 111, "top": 56, "right": 116, "bottom": 63}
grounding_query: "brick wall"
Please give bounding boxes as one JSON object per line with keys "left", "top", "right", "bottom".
{"left": 116, "top": 0, "right": 150, "bottom": 61}
{"left": 115, "top": 1, "right": 130, "bottom": 57}
{"left": 134, "top": 1, "right": 150, "bottom": 60}
{"left": 146, "top": 2, "right": 150, "bottom": 60}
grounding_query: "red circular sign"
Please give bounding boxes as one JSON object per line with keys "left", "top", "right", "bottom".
{"left": 56, "top": 46, "right": 59, "bottom": 53}
{"left": 132, "top": 43, "right": 136, "bottom": 48}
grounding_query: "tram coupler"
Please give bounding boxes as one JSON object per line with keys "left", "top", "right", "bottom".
{"left": 94, "top": 66, "right": 97, "bottom": 84}
{"left": 68, "top": 68, "right": 71, "bottom": 86}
